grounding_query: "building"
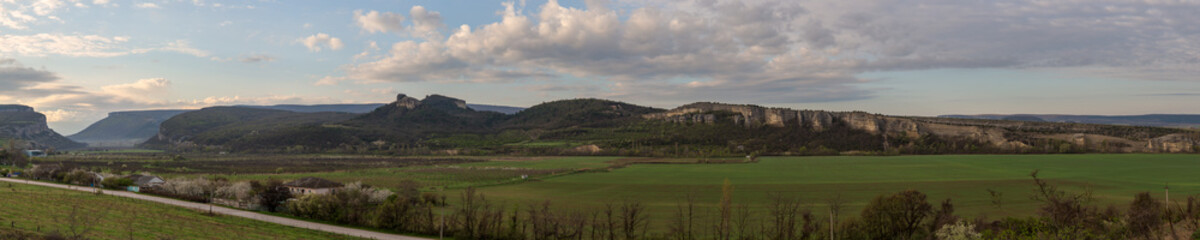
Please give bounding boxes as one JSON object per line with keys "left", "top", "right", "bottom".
{"left": 283, "top": 177, "right": 344, "bottom": 195}
{"left": 125, "top": 174, "right": 165, "bottom": 192}
{"left": 24, "top": 150, "right": 45, "bottom": 158}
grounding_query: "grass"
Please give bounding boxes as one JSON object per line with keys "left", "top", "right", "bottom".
{"left": 172, "top": 156, "right": 622, "bottom": 191}
{"left": 455, "top": 156, "right": 621, "bottom": 169}
{"left": 0, "top": 182, "right": 366, "bottom": 240}
{"left": 462, "top": 154, "right": 1200, "bottom": 227}
{"left": 70, "top": 149, "right": 165, "bottom": 154}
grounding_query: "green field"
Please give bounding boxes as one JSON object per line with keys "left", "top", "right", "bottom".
{"left": 0, "top": 182, "right": 365, "bottom": 240}
{"left": 461, "top": 154, "right": 1200, "bottom": 225}
{"left": 166, "top": 156, "right": 621, "bottom": 190}
{"left": 51, "top": 153, "right": 1200, "bottom": 233}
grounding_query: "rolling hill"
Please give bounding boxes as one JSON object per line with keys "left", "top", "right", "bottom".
{"left": 143, "top": 94, "right": 1200, "bottom": 155}
{"left": 74, "top": 103, "right": 526, "bottom": 148}
{"left": 68, "top": 110, "right": 190, "bottom": 147}
{"left": 941, "top": 114, "right": 1200, "bottom": 129}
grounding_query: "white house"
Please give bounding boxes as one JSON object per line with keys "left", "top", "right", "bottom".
{"left": 283, "top": 177, "right": 344, "bottom": 195}
{"left": 125, "top": 174, "right": 165, "bottom": 192}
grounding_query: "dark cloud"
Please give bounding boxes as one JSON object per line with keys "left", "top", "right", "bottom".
{"left": 0, "top": 58, "right": 60, "bottom": 92}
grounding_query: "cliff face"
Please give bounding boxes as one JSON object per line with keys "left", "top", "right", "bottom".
{"left": 643, "top": 102, "right": 921, "bottom": 137}
{"left": 644, "top": 102, "right": 1197, "bottom": 153}
{"left": 0, "top": 105, "right": 85, "bottom": 149}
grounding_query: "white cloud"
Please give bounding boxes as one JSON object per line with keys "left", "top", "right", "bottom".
{"left": 0, "top": 34, "right": 130, "bottom": 57}
{"left": 408, "top": 6, "right": 444, "bottom": 39}
{"left": 338, "top": 0, "right": 1200, "bottom": 104}
{"left": 134, "top": 2, "right": 160, "bottom": 9}
{"left": 353, "top": 10, "right": 405, "bottom": 34}
{"left": 0, "top": 0, "right": 72, "bottom": 30}
{"left": 0, "top": 34, "right": 212, "bottom": 58}
{"left": 299, "top": 33, "right": 344, "bottom": 52}
{"left": 149, "top": 40, "right": 210, "bottom": 57}
{"left": 313, "top": 76, "right": 346, "bottom": 86}
{"left": 41, "top": 109, "right": 81, "bottom": 122}
{"left": 99, "top": 78, "right": 171, "bottom": 104}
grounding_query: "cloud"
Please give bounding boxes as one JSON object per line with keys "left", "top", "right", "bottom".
{"left": 0, "top": 58, "right": 61, "bottom": 92}
{"left": 0, "top": 0, "right": 74, "bottom": 30}
{"left": 335, "top": 0, "right": 1200, "bottom": 104}
{"left": 41, "top": 109, "right": 81, "bottom": 122}
{"left": 134, "top": 3, "right": 160, "bottom": 9}
{"left": 0, "top": 34, "right": 212, "bottom": 58}
{"left": 353, "top": 10, "right": 405, "bottom": 34}
{"left": 408, "top": 6, "right": 444, "bottom": 39}
{"left": 144, "top": 40, "right": 210, "bottom": 57}
{"left": 99, "top": 78, "right": 171, "bottom": 104}
{"left": 239, "top": 54, "right": 275, "bottom": 63}
{"left": 299, "top": 33, "right": 344, "bottom": 52}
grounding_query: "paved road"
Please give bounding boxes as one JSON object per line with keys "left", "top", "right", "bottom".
{"left": 0, "top": 177, "right": 429, "bottom": 240}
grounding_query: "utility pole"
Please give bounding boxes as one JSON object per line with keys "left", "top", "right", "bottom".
{"left": 829, "top": 209, "right": 834, "bottom": 240}
{"left": 1165, "top": 183, "right": 1170, "bottom": 210}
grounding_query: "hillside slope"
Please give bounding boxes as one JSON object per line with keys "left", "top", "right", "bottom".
{"left": 0, "top": 105, "right": 85, "bottom": 150}
{"left": 942, "top": 114, "right": 1200, "bottom": 129}
{"left": 143, "top": 107, "right": 358, "bottom": 151}
{"left": 144, "top": 95, "right": 1200, "bottom": 155}
{"left": 68, "top": 110, "right": 189, "bottom": 147}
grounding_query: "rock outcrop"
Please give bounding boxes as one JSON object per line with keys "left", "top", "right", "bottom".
{"left": 0, "top": 105, "right": 85, "bottom": 149}
{"left": 644, "top": 102, "right": 1196, "bottom": 153}
{"left": 1147, "top": 134, "right": 1199, "bottom": 153}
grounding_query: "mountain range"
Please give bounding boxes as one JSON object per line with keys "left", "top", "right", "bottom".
{"left": 139, "top": 94, "right": 1200, "bottom": 155}
{"left": 4, "top": 95, "right": 1199, "bottom": 155}
{"left": 940, "top": 114, "right": 1200, "bottom": 129}
{"left": 67, "top": 103, "right": 525, "bottom": 148}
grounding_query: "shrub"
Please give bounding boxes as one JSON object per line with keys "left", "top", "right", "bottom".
{"left": 215, "top": 181, "right": 254, "bottom": 201}
{"left": 935, "top": 220, "right": 981, "bottom": 240}
{"left": 859, "top": 190, "right": 933, "bottom": 239}
{"left": 100, "top": 177, "right": 134, "bottom": 189}
{"left": 1127, "top": 192, "right": 1162, "bottom": 237}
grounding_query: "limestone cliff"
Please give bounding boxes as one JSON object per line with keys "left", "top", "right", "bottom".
{"left": 0, "top": 105, "right": 85, "bottom": 149}
{"left": 644, "top": 102, "right": 1197, "bottom": 153}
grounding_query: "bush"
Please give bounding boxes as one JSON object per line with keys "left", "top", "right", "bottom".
{"left": 858, "top": 190, "right": 933, "bottom": 239}
{"left": 100, "top": 177, "right": 134, "bottom": 189}
{"left": 935, "top": 221, "right": 981, "bottom": 240}
{"left": 1127, "top": 192, "right": 1162, "bottom": 237}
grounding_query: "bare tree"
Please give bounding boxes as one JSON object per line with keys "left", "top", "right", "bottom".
{"left": 620, "top": 200, "right": 649, "bottom": 240}
{"left": 668, "top": 193, "right": 698, "bottom": 240}
{"left": 718, "top": 179, "right": 733, "bottom": 240}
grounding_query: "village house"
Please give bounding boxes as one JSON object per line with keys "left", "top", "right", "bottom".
{"left": 284, "top": 177, "right": 344, "bottom": 195}
{"left": 24, "top": 150, "right": 45, "bottom": 158}
{"left": 125, "top": 174, "right": 165, "bottom": 192}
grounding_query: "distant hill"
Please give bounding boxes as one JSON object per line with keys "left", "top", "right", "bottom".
{"left": 240, "top": 103, "right": 524, "bottom": 114}
{"left": 0, "top": 105, "right": 85, "bottom": 150}
{"left": 145, "top": 94, "right": 1200, "bottom": 155}
{"left": 74, "top": 103, "right": 526, "bottom": 148}
{"left": 68, "top": 110, "right": 190, "bottom": 147}
{"left": 142, "top": 107, "right": 359, "bottom": 150}
{"left": 940, "top": 114, "right": 1200, "bottom": 129}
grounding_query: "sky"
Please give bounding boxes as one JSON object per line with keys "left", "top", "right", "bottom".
{"left": 1, "top": 0, "right": 1199, "bottom": 134}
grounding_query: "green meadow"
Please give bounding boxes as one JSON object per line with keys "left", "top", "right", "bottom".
{"left": 0, "top": 182, "right": 365, "bottom": 240}
{"left": 463, "top": 154, "right": 1200, "bottom": 223}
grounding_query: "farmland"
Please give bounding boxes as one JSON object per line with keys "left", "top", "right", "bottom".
{"left": 0, "top": 182, "right": 366, "bottom": 240}
{"left": 35, "top": 152, "right": 1200, "bottom": 233}
{"left": 464, "top": 154, "right": 1200, "bottom": 224}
